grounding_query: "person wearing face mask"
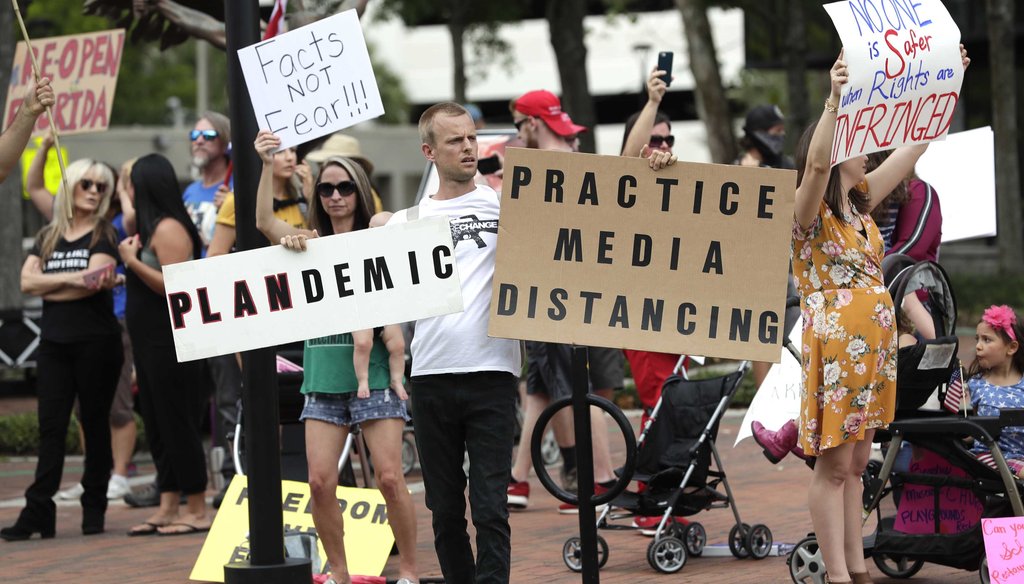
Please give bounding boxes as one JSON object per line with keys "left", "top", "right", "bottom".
{"left": 736, "top": 104, "right": 795, "bottom": 170}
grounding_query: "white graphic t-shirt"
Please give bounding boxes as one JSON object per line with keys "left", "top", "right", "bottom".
{"left": 389, "top": 185, "right": 521, "bottom": 376}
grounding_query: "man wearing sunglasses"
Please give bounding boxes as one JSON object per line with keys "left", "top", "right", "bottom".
{"left": 182, "top": 111, "right": 232, "bottom": 249}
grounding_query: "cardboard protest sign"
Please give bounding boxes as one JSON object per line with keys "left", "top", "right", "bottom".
{"left": 238, "top": 9, "right": 384, "bottom": 151}
{"left": 164, "top": 216, "right": 462, "bottom": 362}
{"left": 735, "top": 317, "right": 802, "bottom": 446}
{"left": 489, "top": 148, "right": 795, "bottom": 363}
{"left": 191, "top": 476, "right": 394, "bottom": 582}
{"left": 823, "top": 0, "right": 964, "bottom": 165}
{"left": 3, "top": 29, "right": 124, "bottom": 136}
{"left": 893, "top": 447, "right": 983, "bottom": 534}
{"left": 915, "top": 126, "right": 996, "bottom": 242}
{"left": 983, "top": 517, "right": 1024, "bottom": 584}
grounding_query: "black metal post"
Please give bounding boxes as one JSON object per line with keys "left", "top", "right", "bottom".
{"left": 223, "top": 1, "right": 309, "bottom": 581}
{"left": 571, "top": 346, "right": 599, "bottom": 583}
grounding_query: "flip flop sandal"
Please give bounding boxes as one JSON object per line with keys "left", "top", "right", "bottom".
{"left": 157, "top": 522, "right": 211, "bottom": 536}
{"left": 127, "top": 521, "right": 168, "bottom": 536}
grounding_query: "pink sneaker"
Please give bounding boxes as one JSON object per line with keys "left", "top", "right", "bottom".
{"left": 558, "top": 483, "right": 609, "bottom": 514}
{"left": 507, "top": 480, "right": 530, "bottom": 510}
{"left": 633, "top": 515, "right": 689, "bottom": 536}
{"left": 751, "top": 419, "right": 799, "bottom": 464}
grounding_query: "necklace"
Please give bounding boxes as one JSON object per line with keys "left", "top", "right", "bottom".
{"left": 841, "top": 195, "right": 858, "bottom": 225}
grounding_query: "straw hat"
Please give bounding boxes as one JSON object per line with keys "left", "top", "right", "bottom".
{"left": 305, "top": 133, "right": 375, "bottom": 176}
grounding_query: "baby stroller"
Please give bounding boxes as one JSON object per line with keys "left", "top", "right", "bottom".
{"left": 570, "top": 361, "right": 774, "bottom": 574}
{"left": 788, "top": 256, "right": 963, "bottom": 583}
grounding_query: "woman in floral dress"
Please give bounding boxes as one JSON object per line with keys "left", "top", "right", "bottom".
{"left": 790, "top": 47, "right": 970, "bottom": 584}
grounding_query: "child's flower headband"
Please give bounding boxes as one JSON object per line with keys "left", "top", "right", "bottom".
{"left": 983, "top": 305, "right": 1018, "bottom": 342}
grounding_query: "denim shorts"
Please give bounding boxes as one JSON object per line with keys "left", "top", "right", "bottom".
{"left": 300, "top": 389, "right": 410, "bottom": 428}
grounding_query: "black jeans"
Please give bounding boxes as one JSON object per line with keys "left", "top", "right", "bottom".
{"left": 134, "top": 341, "right": 208, "bottom": 495}
{"left": 411, "top": 371, "right": 518, "bottom": 584}
{"left": 21, "top": 336, "right": 121, "bottom": 531}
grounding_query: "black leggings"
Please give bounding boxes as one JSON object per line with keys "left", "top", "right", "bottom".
{"left": 21, "top": 336, "right": 121, "bottom": 529}
{"left": 133, "top": 341, "right": 208, "bottom": 495}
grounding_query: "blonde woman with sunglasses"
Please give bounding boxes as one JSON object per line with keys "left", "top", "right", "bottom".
{"left": 3, "top": 160, "right": 122, "bottom": 541}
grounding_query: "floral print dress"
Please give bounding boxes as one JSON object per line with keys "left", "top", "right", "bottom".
{"left": 792, "top": 200, "right": 897, "bottom": 455}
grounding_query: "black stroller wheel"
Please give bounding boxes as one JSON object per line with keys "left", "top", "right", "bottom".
{"left": 872, "top": 553, "right": 924, "bottom": 578}
{"left": 980, "top": 556, "right": 990, "bottom": 584}
{"left": 746, "top": 523, "right": 773, "bottom": 560}
{"left": 647, "top": 536, "right": 688, "bottom": 573}
{"left": 728, "top": 523, "right": 751, "bottom": 559}
{"left": 562, "top": 536, "right": 609, "bottom": 572}
{"left": 683, "top": 522, "right": 706, "bottom": 556}
{"left": 788, "top": 535, "right": 826, "bottom": 584}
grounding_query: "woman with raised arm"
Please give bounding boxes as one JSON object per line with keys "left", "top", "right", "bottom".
{"left": 253, "top": 131, "right": 417, "bottom": 584}
{"left": 789, "top": 46, "right": 969, "bottom": 584}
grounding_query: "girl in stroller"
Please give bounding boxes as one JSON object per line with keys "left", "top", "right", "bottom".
{"left": 968, "top": 305, "right": 1024, "bottom": 475}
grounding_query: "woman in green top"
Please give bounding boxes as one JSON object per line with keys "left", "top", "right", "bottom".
{"left": 254, "top": 130, "right": 417, "bottom": 584}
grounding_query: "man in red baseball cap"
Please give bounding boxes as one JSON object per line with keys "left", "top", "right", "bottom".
{"left": 510, "top": 90, "right": 587, "bottom": 150}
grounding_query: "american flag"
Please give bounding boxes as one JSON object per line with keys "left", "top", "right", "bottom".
{"left": 263, "top": 0, "right": 288, "bottom": 40}
{"left": 942, "top": 365, "right": 965, "bottom": 414}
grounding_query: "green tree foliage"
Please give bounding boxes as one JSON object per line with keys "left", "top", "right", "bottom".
{"left": 21, "top": 0, "right": 227, "bottom": 125}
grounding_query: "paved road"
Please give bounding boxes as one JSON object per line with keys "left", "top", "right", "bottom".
{"left": 0, "top": 408, "right": 984, "bottom": 583}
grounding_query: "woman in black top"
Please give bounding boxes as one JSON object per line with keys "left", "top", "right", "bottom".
{"left": 119, "top": 154, "right": 211, "bottom": 536}
{"left": 3, "top": 159, "right": 122, "bottom": 541}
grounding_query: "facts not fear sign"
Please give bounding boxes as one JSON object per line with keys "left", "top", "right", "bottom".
{"left": 238, "top": 9, "right": 384, "bottom": 150}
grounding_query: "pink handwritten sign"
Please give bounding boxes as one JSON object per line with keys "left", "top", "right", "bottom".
{"left": 983, "top": 517, "right": 1024, "bottom": 584}
{"left": 893, "top": 447, "right": 983, "bottom": 534}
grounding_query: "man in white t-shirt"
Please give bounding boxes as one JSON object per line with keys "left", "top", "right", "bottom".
{"left": 387, "top": 103, "right": 521, "bottom": 584}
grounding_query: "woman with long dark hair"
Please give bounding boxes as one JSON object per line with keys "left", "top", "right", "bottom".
{"left": 3, "top": 159, "right": 122, "bottom": 541}
{"left": 120, "top": 154, "right": 210, "bottom": 536}
{"left": 787, "top": 47, "right": 969, "bottom": 584}
{"left": 253, "top": 130, "right": 417, "bottom": 584}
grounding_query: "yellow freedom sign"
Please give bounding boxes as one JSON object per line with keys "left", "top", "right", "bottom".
{"left": 190, "top": 475, "right": 395, "bottom": 582}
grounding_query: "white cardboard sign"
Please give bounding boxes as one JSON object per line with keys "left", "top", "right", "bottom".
{"left": 735, "top": 317, "right": 803, "bottom": 446}
{"left": 163, "top": 217, "right": 463, "bottom": 362}
{"left": 915, "top": 126, "right": 997, "bottom": 242}
{"left": 823, "top": 0, "right": 964, "bottom": 165}
{"left": 238, "top": 9, "right": 384, "bottom": 150}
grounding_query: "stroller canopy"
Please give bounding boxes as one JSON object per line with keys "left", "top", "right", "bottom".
{"left": 882, "top": 255, "right": 958, "bottom": 337}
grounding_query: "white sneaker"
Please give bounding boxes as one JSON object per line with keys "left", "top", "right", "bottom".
{"left": 57, "top": 483, "right": 84, "bottom": 500}
{"left": 106, "top": 475, "right": 131, "bottom": 499}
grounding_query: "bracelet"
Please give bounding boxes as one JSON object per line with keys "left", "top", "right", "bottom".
{"left": 824, "top": 98, "right": 839, "bottom": 114}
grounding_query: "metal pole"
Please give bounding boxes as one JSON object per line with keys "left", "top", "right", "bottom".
{"left": 571, "top": 346, "right": 599, "bottom": 583}
{"left": 223, "top": 1, "right": 309, "bottom": 581}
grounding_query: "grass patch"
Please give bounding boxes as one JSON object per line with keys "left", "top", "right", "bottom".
{"left": 0, "top": 412, "right": 146, "bottom": 456}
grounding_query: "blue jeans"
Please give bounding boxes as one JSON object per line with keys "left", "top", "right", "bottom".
{"left": 411, "top": 371, "right": 518, "bottom": 584}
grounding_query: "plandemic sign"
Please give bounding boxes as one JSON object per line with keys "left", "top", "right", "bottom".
{"left": 489, "top": 148, "right": 796, "bottom": 363}
{"left": 237, "top": 9, "right": 384, "bottom": 150}
{"left": 163, "top": 217, "right": 463, "bottom": 362}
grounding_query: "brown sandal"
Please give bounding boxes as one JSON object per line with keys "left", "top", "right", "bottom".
{"left": 825, "top": 574, "right": 852, "bottom": 584}
{"left": 850, "top": 572, "right": 874, "bottom": 584}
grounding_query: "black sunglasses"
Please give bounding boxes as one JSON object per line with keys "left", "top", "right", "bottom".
{"left": 513, "top": 117, "right": 531, "bottom": 131}
{"left": 190, "top": 129, "right": 219, "bottom": 141}
{"left": 79, "top": 179, "right": 109, "bottom": 194}
{"left": 649, "top": 135, "right": 675, "bottom": 148}
{"left": 316, "top": 180, "right": 358, "bottom": 198}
